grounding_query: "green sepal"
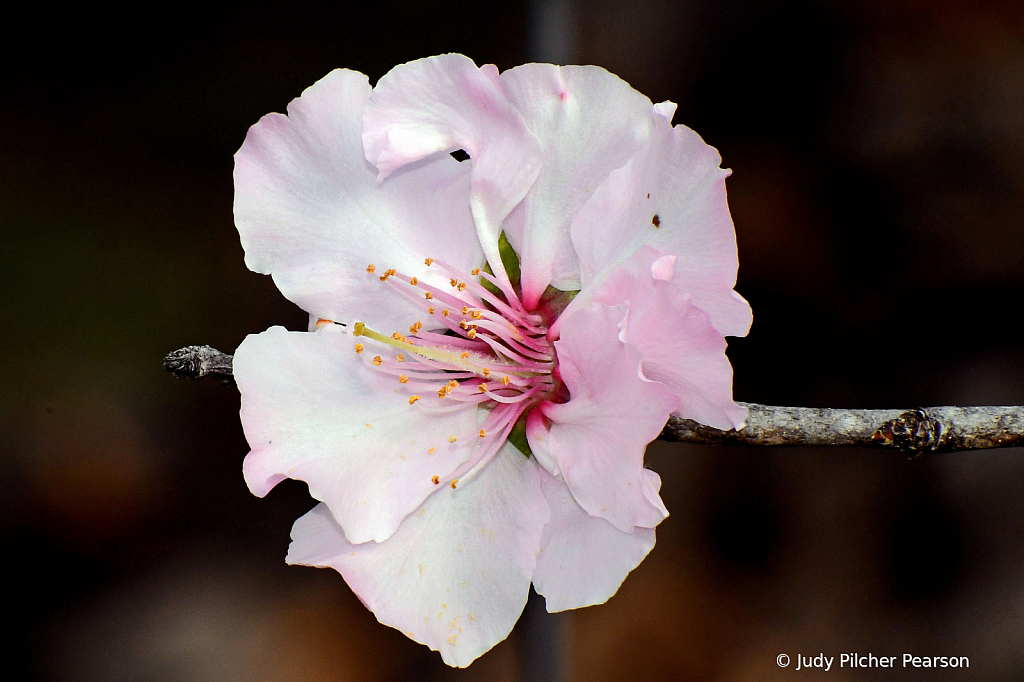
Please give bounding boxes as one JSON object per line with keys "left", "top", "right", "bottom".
{"left": 507, "top": 413, "right": 533, "bottom": 458}
{"left": 480, "top": 232, "right": 522, "bottom": 298}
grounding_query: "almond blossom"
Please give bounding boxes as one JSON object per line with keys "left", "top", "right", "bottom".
{"left": 233, "top": 54, "right": 749, "bottom": 667}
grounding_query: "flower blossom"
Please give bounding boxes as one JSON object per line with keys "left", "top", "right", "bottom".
{"left": 232, "top": 54, "right": 750, "bottom": 667}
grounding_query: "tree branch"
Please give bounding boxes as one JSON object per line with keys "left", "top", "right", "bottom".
{"left": 164, "top": 346, "right": 1024, "bottom": 455}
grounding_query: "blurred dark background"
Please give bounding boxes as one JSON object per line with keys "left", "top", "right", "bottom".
{"left": 3, "top": 1, "right": 1024, "bottom": 680}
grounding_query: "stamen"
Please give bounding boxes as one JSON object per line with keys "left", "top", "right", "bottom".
{"left": 355, "top": 344, "right": 364, "bottom": 353}
{"left": 351, "top": 252, "right": 557, "bottom": 458}
{"left": 432, "top": 475, "right": 440, "bottom": 485}
{"left": 450, "top": 479, "right": 458, "bottom": 489}
{"left": 366, "top": 264, "right": 376, "bottom": 273}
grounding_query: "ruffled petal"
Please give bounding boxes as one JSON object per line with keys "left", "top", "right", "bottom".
{"left": 286, "top": 444, "right": 549, "bottom": 668}
{"left": 539, "top": 300, "right": 676, "bottom": 532}
{"left": 235, "top": 325, "right": 481, "bottom": 544}
{"left": 234, "top": 68, "right": 481, "bottom": 332}
{"left": 597, "top": 246, "right": 747, "bottom": 430}
{"left": 566, "top": 112, "right": 751, "bottom": 338}
{"left": 498, "top": 64, "right": 656, "bottom": 306}
{"left": 532, "top": 467, "right": 655, "bottom": 612}
{"left": 362, "top": 55, "right": 543, "bottom": 290}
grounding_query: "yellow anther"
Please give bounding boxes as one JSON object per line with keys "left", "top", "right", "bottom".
{"left": 425, "top": 292, "right": 433, "bottom": 300}
{"left": 373, "top": 355, "right": 382, "bottom": 366}
{"left": 444, "top": 384, "right": 453, "bottom": 395}
{"left": 448, "top": 435, "right": 457, "bottom": 443}
{"left": 397, "top": 353, "right": 405, "bottom": 362}
{"left": 478, "top": 384, "right": 487, "bottom": 393}
{"left": 438, "top": 388, "right": 447, "bottom": 398}
{"left": 379, "top": 273, "right": 389, "bottom": 281}
{"left": 431, "top": 475, "right": 440, "bottom": 485}
{"left": 355, "top": 343, "right": 364, "bottom": 353}
{"left": 470, "top": 310, "right": 482, "bottom": 319}
{"left": 471, "top": 268, "right": 481, "bottom": 275}
{"left": 483, "top": 368, "right": 491, "bottom": 377}
{"left": 414, "top": 321, "right": 422, "bottom": 330}
{"left": 392, "top": 332, "right": 406, "bottom": 342}
{"left": 478, "top": 429, "right": 487, "bottom": 438}
{"left": 428, "top": 306, "right": 435, "bottom": 314}
{"left": 459, "top": 320, "right": 468, "bottom": 329}
{"left": 450, "top": 479, "right": 458, "bottom": 489}
{"left": 461, "top": 306, "right": 469, "bottom": 314}
{"left": 467, "top": 329, "right": 477, "bottom": 339}
{"left": 501, "top": 375, "right": 511, "bottom": 386}
{"left": 424, "top": 258, "right": 434, "bottom": 266}
{"left": 409, "top": 324, "right": 417, "bottom": 334}
{"left": 428, "top": 447, "right": 436, "bottom": 454}
{"left": 366, "top": 264, "right": 376, "bottom": 273}
{"left": 442, "top": 309, "right": 449, "bottom": 317}
{"left": 457, "top": 282, "right": 467, "bottom": 291}
{"left": 450, "top": 278, "right": 458, "bottom": 287}
{"left": 409, "top": 395, "right": 420, "bottom": 404}
{"left": 399, "top": 375, "right": 409, "bottom": 384}
{"left": 448, "top": 380, "right": 458, "bottom": 388}
{"left": 410, "top": 277, "right": 418, "bottom": 286}
{"left": 460, "top": 352, "right": 470, "bottom": 358}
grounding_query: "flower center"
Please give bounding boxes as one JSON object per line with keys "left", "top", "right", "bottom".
{"left": 344, "top": 257, "right": 556, "bottom": 488}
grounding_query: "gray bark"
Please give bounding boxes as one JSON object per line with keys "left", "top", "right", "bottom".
{"left": 165, "top": 346, "right": 1024, "bottom": 455}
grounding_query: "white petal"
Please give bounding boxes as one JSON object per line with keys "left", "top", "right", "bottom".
{"left": 287, "top": 444, "right": 549, "bottom": 668}
{"left": 363, "top": 55, "right": 543, "bottom": 290}
{"left": 235, "top": 325, "right": 481, "bottom": 544}
{"left": 532, "top": 467, "right": 655, "bottom": 612}
{"left": 498, "top": 64, "right": 657, "bottom": 306}
{"left": 234, "top": 68, "right": 482, "bottom": 332}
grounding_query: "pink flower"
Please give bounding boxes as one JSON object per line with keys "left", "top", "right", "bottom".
{"left": 233, "top": 54, "right": 750, "bottom": 667}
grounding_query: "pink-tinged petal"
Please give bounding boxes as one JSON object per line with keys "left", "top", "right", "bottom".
{"left": 286, "top": 444, "right": 549, "bottom": 668}
{"left": 525, "top": 408, "right": 559, "bottom": 476}
{"left": 498, "top": 64, "right": 657, "bottom": 306}
{"left": 598, "top": 246, "right": 747, "bottom": 430}
{"left": 363, "top": 55, "right": 543, "bottom": 290}
{"left": 235, "top": 325, "right": 481, "bottom": 544}
{"left": 234, "top": 68, "right": 481, "bottom": 332}
{"left": 567, "top": 113, "right": 751, "bottom": 338}
{"left": 532, "top": 466, "right": 655, "bottom": 612}
{"left": 540, "top": 301, "right": 676, "bottom": 532}
{"left": 653, "top": 100, "right": 677, "bottom": 122}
